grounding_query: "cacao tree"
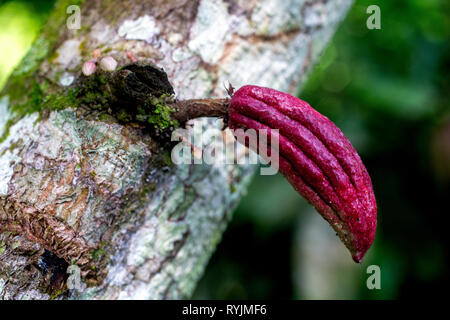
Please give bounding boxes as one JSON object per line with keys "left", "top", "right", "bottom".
{"left": 0, "top": 0, "right": 353, "bottom": 299}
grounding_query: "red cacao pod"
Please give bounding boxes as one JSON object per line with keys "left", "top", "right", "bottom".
{"left": 229, "top": 85, "right": 377, "bottom": 262}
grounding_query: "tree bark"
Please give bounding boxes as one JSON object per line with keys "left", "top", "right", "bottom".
{"left": 0, "top": 0, "right": 352, "bottom": 299}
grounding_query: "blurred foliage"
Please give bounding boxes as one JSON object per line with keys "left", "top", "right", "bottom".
{"left": 0, "top": 0, "right": 449, "bottom": 299}
{"left": 0, "top": 0, "right": 54, "bottom": 88}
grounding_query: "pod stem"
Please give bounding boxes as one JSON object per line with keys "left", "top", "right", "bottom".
{"left": 170, "top": 98, "right": 230, "bottom": 127}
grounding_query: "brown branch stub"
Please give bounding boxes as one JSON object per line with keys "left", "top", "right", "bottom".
{"left": 108, "top": 62, "right": 230, "bottom": 128}
{"left": 85, "top": 62, "right": 230, "bottom": 132}
{"left": 110, "top": 63, "right": 175, "bottom": 104}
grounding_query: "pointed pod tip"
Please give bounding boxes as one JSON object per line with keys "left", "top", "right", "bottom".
{"left": 352, "top": 253, "right": 363, "bottom": 264}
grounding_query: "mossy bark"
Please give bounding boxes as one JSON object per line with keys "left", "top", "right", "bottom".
{"left": 0, "top": 0, "right": 352, "bottom": 299}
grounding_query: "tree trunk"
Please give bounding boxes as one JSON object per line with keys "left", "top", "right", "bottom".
{"left": 0, "top": 0, "right": 352, "bottom": 299}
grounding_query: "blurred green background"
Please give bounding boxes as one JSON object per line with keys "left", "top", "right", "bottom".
{"left": 0, "top": 0, "right": 449, "bottom": 299}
